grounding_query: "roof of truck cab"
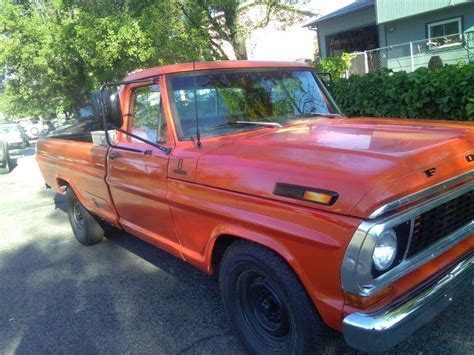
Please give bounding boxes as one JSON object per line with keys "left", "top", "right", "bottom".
{"left": 124, "top": 60, "right": 312, "bottom": 81}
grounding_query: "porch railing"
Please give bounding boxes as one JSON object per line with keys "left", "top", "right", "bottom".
{"left": 347, "top": 33, "right": 473, "bottom": 76}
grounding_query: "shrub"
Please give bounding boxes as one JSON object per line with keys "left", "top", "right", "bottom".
{"left": 315, "top": 52, "right": 354, "bottom": 79}
{"left": 332, "top": 63, "right": 474, "bottom": 121}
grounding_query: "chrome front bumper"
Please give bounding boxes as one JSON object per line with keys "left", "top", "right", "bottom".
{"left": 343, "top": 255, "right": 474, "bottom": 352}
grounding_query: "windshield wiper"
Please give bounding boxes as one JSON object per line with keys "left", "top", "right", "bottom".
{"left": 205, "top": 121, "right": 282, "bottom": 131}
{"left": 295, "top": 113, "right": 344, "bottom": 118}
{"left": 235, "top": 121, "right": 282, "bottom": 127}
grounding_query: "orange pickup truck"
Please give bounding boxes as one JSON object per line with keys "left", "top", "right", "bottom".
{"left": 36, "top": 61, "right": 473, "bottom": 353}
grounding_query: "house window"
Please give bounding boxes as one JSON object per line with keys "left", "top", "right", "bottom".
{"left": 427, "top": 17, "right": 462, "bottom": 48}
{"left": 326, "top": 25, "right": 379, "bottom": 57}
{"left": 428, "top": 17, "right": 461, "bottom": 38}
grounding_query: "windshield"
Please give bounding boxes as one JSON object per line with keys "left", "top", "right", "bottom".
{"left": 0, "top": 125, "right": 21, "bottom": 135}
{"left": 167, "top": 69, "right": 340, "bottom": 140}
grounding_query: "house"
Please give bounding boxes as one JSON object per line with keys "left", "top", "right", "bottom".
{"left": 306, "top": 0, "right": 474, "bottom": 74}
{"left": 306, "top": 0, "right": 378, "bottom": 58}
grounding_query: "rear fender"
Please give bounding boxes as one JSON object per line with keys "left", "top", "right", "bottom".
{"left": 55, "top": 176, "right": 84, "bottom": 205}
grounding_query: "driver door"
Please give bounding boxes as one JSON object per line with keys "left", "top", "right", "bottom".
{"left": 106, "top": 81, "right": 181, "bottom": 257}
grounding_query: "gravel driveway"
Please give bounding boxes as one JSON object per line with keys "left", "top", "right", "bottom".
{"left": 0, "top": 147, "right": 473, "bottom": 354}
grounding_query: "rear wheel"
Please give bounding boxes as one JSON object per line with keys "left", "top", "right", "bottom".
{"left": 219, "top": 241, "right": 328, "bottom": 354}
{"left": 0, "top": 140, "right": 11, "bottom": 174}
{"left": 66, "top": 188, "right": 104, "bottom": 246}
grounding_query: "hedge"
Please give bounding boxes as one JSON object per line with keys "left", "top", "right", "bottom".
{"left": 332, "top": 63, "right": 474, "bottom": 121}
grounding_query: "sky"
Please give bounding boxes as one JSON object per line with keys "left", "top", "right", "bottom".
{"left": 316, "top": 0, "right": 355, "bottom": 16}
{"left": 248, "top": 0, "right": 358, "bottom": 60}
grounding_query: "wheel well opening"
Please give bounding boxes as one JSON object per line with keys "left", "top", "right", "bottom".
{"left": 211, "top": 235, "right": 239, "bottom": 274}
{"left": 56, "top": 178, "right": 69, "bottom": 192}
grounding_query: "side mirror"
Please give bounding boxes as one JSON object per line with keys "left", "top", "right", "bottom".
{"left": 91, "top": 90, "right": 123, "bottom": 129}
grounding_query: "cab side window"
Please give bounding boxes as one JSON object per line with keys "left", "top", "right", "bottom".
{"left": 131, "top": 84, "right": 168, "bottom": 143}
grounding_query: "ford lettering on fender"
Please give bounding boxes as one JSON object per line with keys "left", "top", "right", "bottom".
{"left": 36, "top": 61, "right": 474, "bottom": 353}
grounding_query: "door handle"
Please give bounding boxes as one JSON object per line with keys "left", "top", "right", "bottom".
{"left": 109, "top": 151, "right": 121, "bottom": 160}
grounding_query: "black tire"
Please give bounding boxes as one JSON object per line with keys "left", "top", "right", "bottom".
{"left": 0, "top": 140, "right": 11, "bottom": 174}
{"left": 65, "top": 188, "right": 104, "bottom": 246}
{"left": 219, "top": 240, "right": 329, "bottom": 354}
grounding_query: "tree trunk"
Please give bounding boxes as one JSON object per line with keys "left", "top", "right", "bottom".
{"left": 232, "top": 37, "right": 248, "bottom": 60}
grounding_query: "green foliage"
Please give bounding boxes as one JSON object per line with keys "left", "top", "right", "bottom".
{"left": 314, "top": 53, "right": 354, "bottom": 79}
{"left": 333, "top": 64, "right": 474, "bottom": 121}
{"left": 133, "top": 85, "right": 163, "bottom": 133}
{"left": 0, "top": 1, "right": 206, "bottom": 119}
{"left": 0, "top": 0, "right": 307, "bottom": 119}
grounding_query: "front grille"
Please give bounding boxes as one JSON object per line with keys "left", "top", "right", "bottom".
{"left": 407, "top": 190, "right": 474, "bottom": 257}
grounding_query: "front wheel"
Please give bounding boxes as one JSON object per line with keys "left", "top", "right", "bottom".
{"left": 219, "top": 241, "right": 329, "bottom": 354}
{"left": 65, "top": 188, "right": 104, "bottom": 246}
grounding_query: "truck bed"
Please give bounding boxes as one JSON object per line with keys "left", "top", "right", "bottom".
{"left": 36, "top": 137, "right": 118, "bottom": 224}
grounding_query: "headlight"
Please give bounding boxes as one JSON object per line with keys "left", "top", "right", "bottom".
{"left": 372, "top": 229, "right": 398, "bottom": 271}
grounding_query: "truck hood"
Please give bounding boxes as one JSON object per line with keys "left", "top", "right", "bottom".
{"left": 196, "top": 118, "right": 474, "bottom": 218}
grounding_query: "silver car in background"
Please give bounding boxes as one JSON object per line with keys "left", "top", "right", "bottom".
{"left": 0, "top": 124, "right": 30, "bottom": 150}
{"left": 0, "top": 138, "right": 11, "bottom": 174}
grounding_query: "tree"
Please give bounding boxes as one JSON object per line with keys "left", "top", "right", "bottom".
{"left": 0, "top": 0, "right": 312, "bottom": 119}
{"left": 314, "top": 52, "right": 355, "bottom": 78}
{"left": 0, "top": 1, "right": 204, "bottom": 118}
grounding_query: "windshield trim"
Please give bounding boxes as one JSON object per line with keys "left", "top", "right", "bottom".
{"left": 165, "top": 68, "right": 343, "bottom": 142}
